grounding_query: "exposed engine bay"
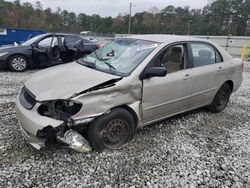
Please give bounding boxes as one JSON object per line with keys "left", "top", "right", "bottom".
{"left": 35, "top": 99, "right": 94, "bottom": 152}
{"left": 33, "top": 79, "right": 123, "bottom": 152}
{"left": 37, "top": 100, "right": 82, "bottom": 121}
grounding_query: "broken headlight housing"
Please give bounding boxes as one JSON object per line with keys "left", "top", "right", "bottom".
{"left": 37, "top": 100, "right": 82, "bottom": 121}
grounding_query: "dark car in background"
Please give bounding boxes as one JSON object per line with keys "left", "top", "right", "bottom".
{"left": 0, "top": 33, "right": 100, "bottom": 72}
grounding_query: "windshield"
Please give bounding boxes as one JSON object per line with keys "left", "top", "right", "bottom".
{"left": 21, "top": 34, "right": 48, "bottom": 46}
{"left": 79, "top": 38, "right": 159, "bottom": 76}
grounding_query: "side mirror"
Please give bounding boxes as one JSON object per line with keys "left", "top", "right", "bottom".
{"left": 14, "top": 42, "right": 19, "bottom": 46}
{"left": 140, "top": 67, "right": 167, "bottom": 80}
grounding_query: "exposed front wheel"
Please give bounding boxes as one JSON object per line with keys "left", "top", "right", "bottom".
{"left": 88, "top": 108, "right": 136, "bottom": 152}
{"left": 8, "top": 55, "right": 28, "bottom": 72}
{"left": 207, "top": 83, "right": 231, "bottom": 113}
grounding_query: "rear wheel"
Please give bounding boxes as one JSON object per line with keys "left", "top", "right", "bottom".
{"left": 207, "top": 83, "right": 231, "bottom": 113}
{"left": 88, "top": 108, "right": 136, "bottom": 152}
{"left": 8, "top": 55, "right": 28, "bottom": 72}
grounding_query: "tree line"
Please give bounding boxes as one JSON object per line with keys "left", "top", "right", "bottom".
{"left": 0, "top": 0, "right": 249, "bottom": 36}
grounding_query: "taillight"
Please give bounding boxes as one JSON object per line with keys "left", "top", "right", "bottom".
{"left": 96, "top": 44, "right": 101, "bottom": 49}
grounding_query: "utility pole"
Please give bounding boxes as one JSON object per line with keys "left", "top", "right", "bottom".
{"left": 187, "top": 20, "right": 192, "bottom": 35}
{"left": 128, "top": 2, "right": 132, "bottom": 34}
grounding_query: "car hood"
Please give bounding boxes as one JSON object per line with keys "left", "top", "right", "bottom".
{"left": 0, "top": 45, "right": 29, "bottom": 52}
{"left": 24, "top": 62, "right": 121, "bottom": 101}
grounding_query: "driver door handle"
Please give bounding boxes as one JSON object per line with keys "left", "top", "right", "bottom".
{"left": 183, "top": 74, "right": 192, "bottom": 80}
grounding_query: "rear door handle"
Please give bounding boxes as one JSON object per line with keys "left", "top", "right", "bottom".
{"left": 217, "top": 66, "right": 223, "bottom": 73}
{"left": 183, "top": 74, "right": 192, "bottom": 80}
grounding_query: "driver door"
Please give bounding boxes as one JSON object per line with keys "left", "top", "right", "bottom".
{"left": 142, "top": 43, "right": 192, "bottom": 124}
{"left": 32, "top": 35, "right": 61, "bottom": 67}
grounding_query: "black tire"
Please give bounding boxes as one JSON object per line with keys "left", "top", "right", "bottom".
{"left": 8, "top": 55, "right": 28, "bottom": 72}
{"left": 88, "top": 108, "right": 136, "bottom": 152}
{"left": 207, "top": 83, "right": 231, "bottom": 113}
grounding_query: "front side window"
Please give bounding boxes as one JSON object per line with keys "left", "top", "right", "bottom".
{"left": 151, "top": 44, "right": 187, "bottom": 74}
{"left": 79, "top": 38, "right": 159, "bottom": 76}
{"left": 38, "top": 36, "right": 58, "bottom": 47}
{"left": 191, "top": 43, "right": 217, "bottom": 67}
{"left": 20, "top": 34, "right": 48, "bottom": 46}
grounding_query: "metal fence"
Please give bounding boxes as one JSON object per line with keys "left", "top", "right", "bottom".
{"left": 195, "top": 35, "right": 250, "bottom": 58}
{"left": 114, "top": 34, "right": 250, "bottom": 59}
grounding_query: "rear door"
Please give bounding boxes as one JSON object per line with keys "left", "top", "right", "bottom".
{"left": 188, "top": 42, "right": 226, "bottom": 109}
{"left": 61, "top": 35, "right": 84, "bottom": 62}
{"left": 142, "top": 43, "right": 193, "bottom": 124}
{"left": 81, "top": 38, "right": 98, "bottom": 54}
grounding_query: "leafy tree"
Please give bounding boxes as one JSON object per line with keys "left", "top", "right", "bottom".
{"left": 0, "top": 0, "right": 249, "bottom": 36}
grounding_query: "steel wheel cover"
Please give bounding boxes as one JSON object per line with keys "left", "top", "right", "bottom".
{"left": 101, "top": 119, "right": 130, "bottom": 148}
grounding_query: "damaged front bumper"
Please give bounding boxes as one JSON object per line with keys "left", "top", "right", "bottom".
{"left": 15, "top": 97, "right": 93, "bottom": 152}
{"left": 16, "top": 96, "right": 63, "bottom": 149}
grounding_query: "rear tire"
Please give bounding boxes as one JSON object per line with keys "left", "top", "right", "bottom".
{"left": 207, "top": 83, "right": 231, "bottom": 113}
{"left": 88, "top": 108, "right": 136, "bottom": 152}
{"left": 8, "top": 55, "right": 28, "bottom": 72}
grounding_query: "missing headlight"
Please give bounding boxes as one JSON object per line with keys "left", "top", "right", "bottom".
{"left": 37, "top": 100, "right": 82, "bottom": 121}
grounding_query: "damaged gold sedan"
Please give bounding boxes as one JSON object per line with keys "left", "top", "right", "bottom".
{"left": 15, "top": 35, "right": 243, "bottom": 152}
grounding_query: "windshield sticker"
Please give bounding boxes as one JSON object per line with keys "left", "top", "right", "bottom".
{"left": 137, "top": 43, "right": 158, "bottom": 51}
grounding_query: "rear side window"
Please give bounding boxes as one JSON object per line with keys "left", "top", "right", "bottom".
{"left": 82, "top": 39, "right": 93, "bottom": 43}
{"left": 63, "top": 36, "right": 81, "bottom": 47}
{"left": 191, "top": 43, "right": 223, "bottom": 67}
{"left": 191, "top": 43, "right": 217, "bottom": 67}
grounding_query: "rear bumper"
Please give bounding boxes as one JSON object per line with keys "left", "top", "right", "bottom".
{"left": 15, "top": 94, "right": 63, "bottom": 149}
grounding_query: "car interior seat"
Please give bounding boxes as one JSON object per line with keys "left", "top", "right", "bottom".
{"left": 162, "top": 47, "right": 183, "bottom": 73}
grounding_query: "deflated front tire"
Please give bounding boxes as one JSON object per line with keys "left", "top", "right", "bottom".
{"left": 88, "top": 108, "right": 136, "bottom": 152}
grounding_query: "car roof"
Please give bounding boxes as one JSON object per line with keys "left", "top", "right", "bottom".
{"left": 126, "top": 34, "right": 207, "bottom": 43}
{"left": 126, "top": 34, "right": 233, "bottom": 62}
{"left": 46, "top": 33, "right": 80, "bottom": 37}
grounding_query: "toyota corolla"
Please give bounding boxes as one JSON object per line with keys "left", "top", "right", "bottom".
{"left": 15, "top": 35, "right": 243, "bottom": 152}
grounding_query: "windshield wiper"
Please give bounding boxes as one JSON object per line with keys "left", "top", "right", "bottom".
{"left": 94, "top": 51, "right": 101, "bottom": 60}
{"left": 103, "top": 62, "right": 116, "bottom": 70}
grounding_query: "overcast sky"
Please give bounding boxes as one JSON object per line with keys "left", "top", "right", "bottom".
{"left": 8, "top": 0, "right": 208, "bottom": 17}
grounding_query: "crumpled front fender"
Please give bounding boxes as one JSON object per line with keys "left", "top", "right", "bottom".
{"left": 71, "top": 78, "right": 143, "bottom": 127}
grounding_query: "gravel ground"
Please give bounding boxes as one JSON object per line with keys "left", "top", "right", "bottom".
{"left": 0, "top": 63, "right": 250, "bottom": 188}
